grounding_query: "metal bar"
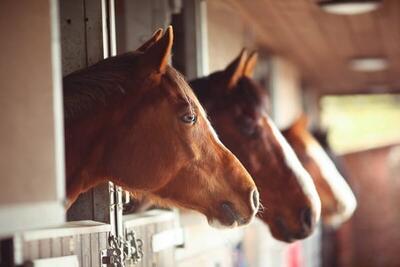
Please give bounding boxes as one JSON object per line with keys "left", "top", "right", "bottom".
{"left": 108, "top": 0, "right": 117, "bottom": 56}
{"left": 101, "top": 0, "right": 109, "bottom": 58}
{"left": 182, "top": 0, "right": 209, "bottom": 79}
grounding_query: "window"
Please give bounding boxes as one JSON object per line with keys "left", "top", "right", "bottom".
{"left": 321, "top": 94, "right": 400, "bottom": 154}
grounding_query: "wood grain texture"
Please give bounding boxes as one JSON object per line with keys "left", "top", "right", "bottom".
{"left": 221, "top": 0, "right": 400, "bottom": 94}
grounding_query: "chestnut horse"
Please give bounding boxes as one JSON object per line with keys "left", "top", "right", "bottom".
{"left": 63, "top": 27, "right": 259, "bottom": 228}
{"left": 190, "top": 50, "right": 321, "bottom": 242}
{"left": 282, "top": 116, "right": 357, "bottom": 228}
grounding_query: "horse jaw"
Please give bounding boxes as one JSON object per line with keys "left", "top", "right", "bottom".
{"left": 305, "top": 140, "right": 357, "bottom": 227}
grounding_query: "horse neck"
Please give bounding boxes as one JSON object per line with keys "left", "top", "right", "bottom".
{"left": 64, "top": 107, "right": 115, "bottom": 200}
{"left": 64, "top": 84, "right": 149, "bottom": 201}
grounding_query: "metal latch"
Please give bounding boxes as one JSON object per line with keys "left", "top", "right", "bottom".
{"left": 101, "top": 235, "right": 124, "bottom": 267}
{"left": 101, "top": 232, "right": 143, "bottom": 267}
{"left": 125, "top": 231, "right": 143, "bottom": 265}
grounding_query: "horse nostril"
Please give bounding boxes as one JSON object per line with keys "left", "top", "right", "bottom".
{"left": 221, "top": 202, "right": 239, "bottom": 225}
{"left": 251, "top": 189, "right": 260, "bottom": 211}
{"left": 300, "top": 207, "right": 313, "bottom": 230}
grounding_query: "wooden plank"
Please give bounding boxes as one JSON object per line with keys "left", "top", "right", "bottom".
{"left": 181, "top": 0, "right": 209, "bottom": 79}
{"left": 90, "top": 233, "right": 100, "bottom": 267}
{"left": 347, "top": 12, "right": 382, "bottom": 56}
{"left": 73, "top": 235, "right": 82, "bottom": 265}
{"left": 228, "top": 0, "right": 321, "bottom": 86}
{"left": 28, "top": 240, "right": 40, "bottom": 261}
{"left": 273, "top": 1, "right": 341, "bottom": 86}
{"left": 21, "top": 221, "right": 112, "bottom": 241}
{"left": 156, "top": 221, "right": 175, "bottom": 267}
{"left": 92, "top": 183, "right": 113, "bottom": 224}
{"left": 85, "top": 0, "right": 105, "bottom": 65}
{"left": 347, "top": 10, "right": 387, "bottom": 85}
{"left": 221, "top": 0, "right": 399, "bottom": 94}
{"left": 375, "top": 0, "right": 400, "bottom": 88}
{"left": 310, "top": 12, "right": 361, "bottom": 91}
{"left": 81, "top": 234, "right": 91, "bottom": 267}
{"left": 25, "top": 255, "right": 79, "bottom": 267}
{"left": 98, "top": 232, "right": 108, "bottom": 252}
{"left": 144, "top": 224, "right": 155, "bottom": 267}
{"left": 59, "top": 0, "right": 87, "bottom": 76}
{"left": 115, "top": 0, "right": 154, "bottom": 53}
{"left": 50, "top": 238, "right": 62, "bottom": 257}
{"left": 61, "top": 236, "right": 73, "bottom": 256}
{"left": 38, "top": 239, "right": 51, "bottom": 259}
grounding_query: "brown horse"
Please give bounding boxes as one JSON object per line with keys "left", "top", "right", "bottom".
{"left": 190, "top": 50, "right": 321, "bottom": 242}
{"left": 282, "top": 116, "right": 357, "bottom": 228}
{"left": 63, "top": 27, "right": 259, "bottom": 228}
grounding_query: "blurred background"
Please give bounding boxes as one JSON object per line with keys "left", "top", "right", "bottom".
{"left": 1, "top": 0, "right": 399, "bottom": 266}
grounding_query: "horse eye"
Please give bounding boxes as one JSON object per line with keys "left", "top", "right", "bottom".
{"left": 181, "top": 113, "right": 197, "bottom": 124}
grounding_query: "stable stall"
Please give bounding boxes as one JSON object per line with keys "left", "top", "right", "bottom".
{"left": 1, "top": 0, "right": 399, "bottom": 267}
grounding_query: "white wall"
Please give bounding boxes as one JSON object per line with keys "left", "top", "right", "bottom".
{"left": 207, "top": 0, "right": 257, "bottom": 73}
{"left": 0, "top": 0, "right": 65, "bottom": 236}
{"left": 115, "top": 0, "right": 173, "bottom": 54}
{"left": 270, "top": 57, "right": 304, "bottom": 129}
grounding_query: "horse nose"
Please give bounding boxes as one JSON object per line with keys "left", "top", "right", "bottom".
{"left": 250, "top": 189, "right": 260, "bottom": 212}
{"left": 221, "top": 202, "right": 239, "bottom": 225}
{"left": 300, "top": 207, "right": 313, "bottom": 231}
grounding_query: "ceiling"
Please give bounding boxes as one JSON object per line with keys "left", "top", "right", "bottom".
{"left": 227, "top": 0, "right": 400, "bottom": 95}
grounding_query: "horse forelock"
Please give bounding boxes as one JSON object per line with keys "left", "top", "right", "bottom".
{"left": 190, "top": 74, "right": 269, "bottom": 114}
{"left": 235, "top": 77, "right": 268, "bottom": 110}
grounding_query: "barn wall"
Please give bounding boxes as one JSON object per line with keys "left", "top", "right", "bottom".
{"left": 207, "top": 0, "right": 257, "bottom": 73}
{"left": 0, "top": 0, "right": 65, "bottom": 235}
{"left": 115, "top": 0, "right": 173, "bottom": 54}
{"left": 337, "top": 144, "right": 400, "bottom": 267}
{"left": 270, "top": 57, "right": 303, "bottom": 129}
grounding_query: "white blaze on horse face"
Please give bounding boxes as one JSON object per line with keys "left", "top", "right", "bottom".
{"left": 199, "top": 104, "right": 258, "bottom": 228}
{"left": 266, "top": 116, "right": 322, "bottom": 223}
{"left": 305, "top": 139, "right": 357, "bottom": 227}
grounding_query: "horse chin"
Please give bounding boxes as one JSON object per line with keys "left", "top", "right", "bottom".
{"left": 269, "top": 219, "right": 309, "bottom": 243}
{"left": 208, "top": 218, "right": 239, "bottom": 229}
{"left": 323, "top": 214, "right": 347, "bottom": 229}
{"left": 269, "top": 225, "right": 296, "bottom": 243}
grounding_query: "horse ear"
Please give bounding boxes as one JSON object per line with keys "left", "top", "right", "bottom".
{"left": 136, "top": 28, "right": 163, "bottom": 52}
{"left": 293, "top": 114, "right": 309, "bottom": 130}
{"left": 224, "top": 49, "right": 248, "bottom": 89}
{"left": 141, "top": 26, "right": 173, "bottom": 73}
{"left": 244, "top": 51, "right": 258, "bottom": 78}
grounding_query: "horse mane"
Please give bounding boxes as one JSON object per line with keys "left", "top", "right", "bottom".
{"left": 63, "top": 52, "right": 141, "bottom": 120}
{"left": 63, "top": 52, "right": 192, "bottom": 121}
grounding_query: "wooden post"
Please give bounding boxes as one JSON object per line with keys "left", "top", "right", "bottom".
{"left": 181, "top": 0, "right": 209, "bottom": 80}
